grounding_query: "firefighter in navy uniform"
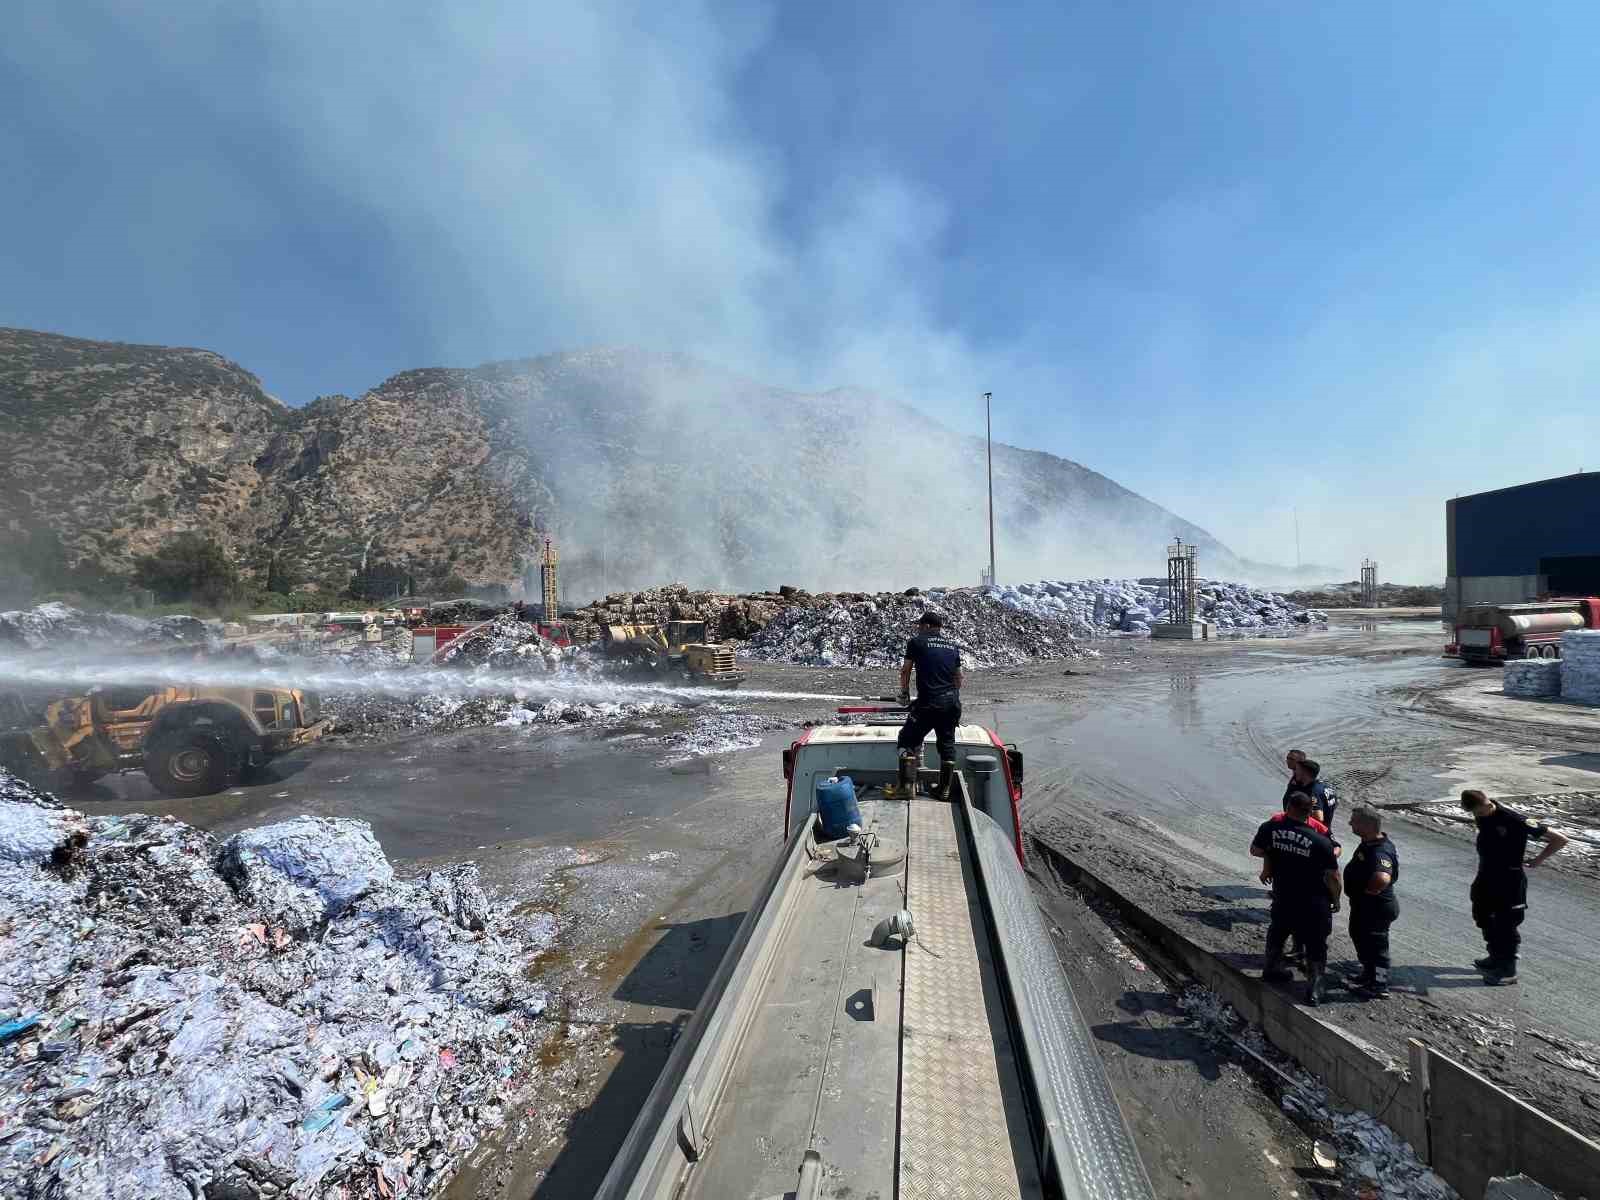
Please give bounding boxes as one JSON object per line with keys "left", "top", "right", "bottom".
{"left": 1251, "top": 791, "right": 1342, "bottom": 1005}
{"left": 1343, "top": 807, "right": 1400, "bottom": 998}
{"left": 1462, "top": 788, "right": 1568, "bottom": 984}
{"left": 897, "top": 611, "right": 964, "bottom": 799}
{"left": 1285, "top": 758, "right": 1340, "bottom": 830}
{"left": 1276, "top": 755, "right": 1339, "bottom": 964}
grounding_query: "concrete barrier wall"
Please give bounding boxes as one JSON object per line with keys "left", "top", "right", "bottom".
{"left": 1036, "top": 841, "right": 1597, "bottom": 1200}
{"left": 1429, "top": 1053, "right": 1600, "bottom": 1200}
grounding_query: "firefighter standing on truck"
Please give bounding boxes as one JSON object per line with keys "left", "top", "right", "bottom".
{"left": 897, "top": 611, "right": 964, "bottom": 800}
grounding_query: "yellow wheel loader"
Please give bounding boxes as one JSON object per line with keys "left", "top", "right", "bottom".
{"left": 599, "top": 620, "right": 745, "bottom": 688}
{"left": 0, "top": 684, "right": 330, "bottom": 798}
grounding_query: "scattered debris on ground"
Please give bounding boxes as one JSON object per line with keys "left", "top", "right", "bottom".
{"left": 1177, "top": 986, "right": 1458, "bottom": 1200}
{"left": 0, "top": 776, "right": 551, "bottom": 1199}
{"left": 323, "top": 690, "right": 677, "bottom": 743}
{"left": 649, "top": 712, "right": 790, "bottom": 764}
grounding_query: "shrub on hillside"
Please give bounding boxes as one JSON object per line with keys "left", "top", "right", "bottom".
{"left": 131, "top": 533, "right": 240, "bottom": 607}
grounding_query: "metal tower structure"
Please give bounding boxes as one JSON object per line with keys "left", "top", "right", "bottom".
{"left": 540, "top": 537, "right": 560, "bottom": 624}
{"left": 1167, "top": 538, "right": 1198, "bottom": 624}
{"left": 1360, "top": 559, "right": 1378, "bottom": 608}
{"left": 983, "top": 391, "right": 996, "bottom": 588}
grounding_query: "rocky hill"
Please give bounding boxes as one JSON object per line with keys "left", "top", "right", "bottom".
{"left": 0, "top": 328, "right": 290, "bottom": 574}
{"left": 1, "top": 329, "right": 1275, "bottom": 599}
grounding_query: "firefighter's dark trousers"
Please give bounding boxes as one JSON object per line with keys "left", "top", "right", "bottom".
{"left": 897, "top": 693, "right": 961, "bottom": 764}
{"left": 1349, "top": 895, "right": 1399, "bottom": 971}
{"left": 1471, "top": 871, "right": 1527, "bottom": 964}
{"left": 1266, "top": 901, "right": 1332, "bottom": 969}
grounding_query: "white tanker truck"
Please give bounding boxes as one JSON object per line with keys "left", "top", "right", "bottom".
{"left": 1447, "top": 597, "right": 1600, "bottom": 663}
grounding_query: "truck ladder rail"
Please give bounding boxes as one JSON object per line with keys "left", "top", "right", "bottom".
{"left": 954, "top": 785, "right": 1156, "bottom": 1200}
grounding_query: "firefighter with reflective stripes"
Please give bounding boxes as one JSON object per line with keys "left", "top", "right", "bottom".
{"left": 1252, "top": 791, "right": 1342, "bottom": 1005}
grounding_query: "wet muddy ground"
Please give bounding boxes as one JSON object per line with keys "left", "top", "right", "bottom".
{"left": 953, "top": 618, "right": 1600, "bottom": 1144}
{"left": 1034, "top": 876, "right": 1321, "bottom": 1198}
{"left": 41, "top": 613, "right": 1600, "bottom": 1192}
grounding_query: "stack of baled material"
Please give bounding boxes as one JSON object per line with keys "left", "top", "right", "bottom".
{"left": 1504, "top": 657, "right": 1562, "bottom": 699}
{"left": 1559, "top": 629, "right": 1600, "bottom": 705}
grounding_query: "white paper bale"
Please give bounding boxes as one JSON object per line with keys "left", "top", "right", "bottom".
{"left": 218, "top": 816, "right": 395, "bottom": 933}
{"left": 1504, "top": 658, "right": 1562, "bottom": 699}
{"left": 1559, "top": 629, "right": 1600, "bottom": 706}
{"left": 0, "top": 801, "right": 87, "bottom": 866}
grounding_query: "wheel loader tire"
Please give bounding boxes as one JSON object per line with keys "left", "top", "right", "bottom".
{"left": 145, "top": 727, "right": 241, "bottom": 798}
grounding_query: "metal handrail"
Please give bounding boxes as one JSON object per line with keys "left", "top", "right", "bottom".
{"left": 593, "top": 820, "right": 813, "bottom": 1200}
{"left": 958, "top": 785, "right": 1158, "bottom": 1200}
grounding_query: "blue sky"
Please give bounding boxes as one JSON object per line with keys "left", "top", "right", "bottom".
{"left": 5, "top": 2, "right": 1599, "bottom": 580}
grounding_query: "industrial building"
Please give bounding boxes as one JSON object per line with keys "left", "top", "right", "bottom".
{"left": 1445, "top": 471, "right": 1600, "bottom": 623}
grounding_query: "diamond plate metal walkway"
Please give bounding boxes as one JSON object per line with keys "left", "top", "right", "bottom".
{"left": 900, "top": 799, "right": 1041, "bottom": 1199}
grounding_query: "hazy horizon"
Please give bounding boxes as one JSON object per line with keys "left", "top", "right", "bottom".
{"left": 8, "top": 3, "right": 1599, "bottom": 584}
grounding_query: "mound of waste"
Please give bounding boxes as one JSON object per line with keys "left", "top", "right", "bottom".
{"left": 420, "top": 598, "right": 503, "bottom": 625}
{"left": 0, "top": 602, "right": 214, "bottom": 653}
{"left": 431, "top": 615, "right": 577, "bottom": 671}
{"left": 569, "top": 582, "right": 801, "bottom": 643}
{"left": 746, "top": 588, "right": 1085, "bottom": 668}
{"left": 650, "top": 712, "right": 792, "bottom": 764}
{"left": 324, "top": 688, "right": 677, "bottom": 743}
{"left": 1285, "top": 581, "right": 1444, "bottom": 609}
{"left": 0, "top": 786, "right": 550, "bottom": 1200}
{"left": 988, "top": 578, "right": 1326, "bottom": 635}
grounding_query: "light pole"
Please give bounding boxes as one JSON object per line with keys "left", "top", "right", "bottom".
{"left": 984, "top": 392, "right": 996, "bottom": 587}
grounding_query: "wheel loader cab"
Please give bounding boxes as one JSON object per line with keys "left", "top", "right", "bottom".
{"left": 664, "top": 620, "right": 707, "bottom": 650}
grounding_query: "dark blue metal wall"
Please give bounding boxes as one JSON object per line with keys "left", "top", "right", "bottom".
{"left": 1448, "top": 473, "right": 1600, "bottom": 577}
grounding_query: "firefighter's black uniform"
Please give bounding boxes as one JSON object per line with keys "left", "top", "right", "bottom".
{"left": 1252, "top": 814, "right": 1339, "bottom": 1002}
{"left": 1470, "top": 804, "right": 1549, "bottom": 973}
{"left": 1281, "top": 778, "right": 1340, "bottom": 828}
{"left": 1344, "top": 834, "right": 1400, "bottom": 992}
{"left": 897, "top": 633, "right": 962, "bottom": 769}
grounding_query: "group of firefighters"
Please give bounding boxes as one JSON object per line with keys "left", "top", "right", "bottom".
{"left": 893, "top": 609, "right": 1576, "bottom": 1008}
{"left": 1252, "top": 747, "right": 1570, "bottom": 1004}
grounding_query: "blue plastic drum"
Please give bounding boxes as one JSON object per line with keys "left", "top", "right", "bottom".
{"left": 815, "top": 775, "right": 861, "bottom": 840}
